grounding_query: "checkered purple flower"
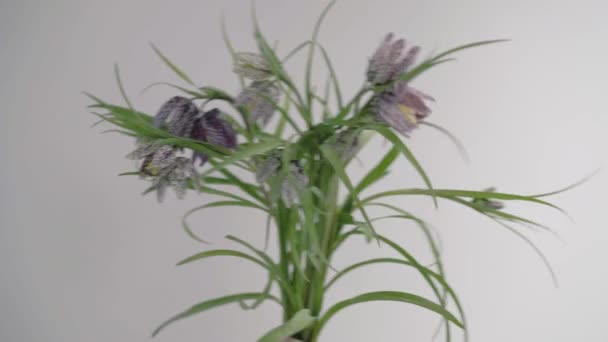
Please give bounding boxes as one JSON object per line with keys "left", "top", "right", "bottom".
{"left": 374, "top": 81, "right": 434, "bottom": 137}
{"left": 234, "top": 81, "right": 280, "bottom": 126}
{"left": 255, "top": 152, "right": 308, "bottom": 208}
{"left": 367, "top": 33, "right": 419, "bottom": 85}
{"left": 153, "top": 96, "right": 237, "bottom": 165}
{"left": 127, "top": 139, "right": 200, "bottom": 202}
{"left": 233, "top": 52, "right": 272, "bottom": 81}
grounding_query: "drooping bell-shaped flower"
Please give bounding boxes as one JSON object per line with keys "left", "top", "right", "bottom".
{"left": 280, "top": 161, "right": 308, "bottom": 208}
{"left": 332, "top": 128, "right": 362, "bottom": 162}
{"left": 373, "top": 80, "right": 434, "bottom": 137}
{"left": 126, "top": 140, "right": 199, "bottom": 202}
{"left": 233, "top": 52, "right": 272, "bottom": 81}
{"left": 190, "top": 108, "right": 238, "bottom": 165}
{"left": 254, "top": 152, "right": 308, "bottom": 208}
{"left": 154, "top": 97, "right": 237, "bottom": 166}
{"left": 255, "top": 150, "right": 283, "bottom": 184}
{"left": 472, "top": 187, "right": 505, "bottom": 210}
{"left": 153, "top": 96, "right": 199, "bottom": 137}
{"left": 367, "top": 33, "right": 419, "bottom": 85}
{"left": 152, "top": 156, "right": 200, "bottom": 202}
{"left": 234, "top": 81, "right": 280, "bottom": 126}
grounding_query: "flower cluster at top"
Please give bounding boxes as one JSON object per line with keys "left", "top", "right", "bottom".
{"left": 127, "top": 33, "right": 434, "bottom": 203}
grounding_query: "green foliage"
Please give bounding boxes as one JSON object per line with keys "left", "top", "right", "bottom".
{"left": 86, "top": 3, "right": 579, "bottom": 342}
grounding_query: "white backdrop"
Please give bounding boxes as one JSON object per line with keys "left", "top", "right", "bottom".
{"left": 1, "top": 0, "right": 607, "bottom": 341}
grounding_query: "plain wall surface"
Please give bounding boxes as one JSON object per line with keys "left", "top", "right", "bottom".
{"left": 1, "top": 0, "right": 607, "bottom": 341}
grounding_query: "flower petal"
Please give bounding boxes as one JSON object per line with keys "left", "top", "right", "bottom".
{"left": 233, "top": 52, "right": 272, "bottom": 80}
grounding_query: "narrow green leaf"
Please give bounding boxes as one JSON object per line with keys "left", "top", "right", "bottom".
{"left": 149, "top": 42, "right": 196, "bottom": 86}
{"left": 305, "top": 0, "right": 337, "bottom": 109}
{"left": 221, "top": 14, "right": 245, "bottom": 87}
{"left": 201, "top": 139, "right": 284, "bottom": 177}
{"left": 314, "top": 291, "right": 463, "bottom": 339}
{"left": 362, "top": 188, "right": 561, "bottom": 212}
{"left": 177, "top": 249, "right": 268, "bottom": 269}
{"left": 140, "top": 82, "right": 205, "bottom": 98}
{"left": 421, "top": 121, "right": 470, "bottom": 163}
{"left": 257, "top": 309, "right": 315, "bottom": 342}
{"left": 320, "top": 145, "right": 377, "bottom": 239}
{"left": 325, "top": 258, "right": 415, "bottom": 290}
{"left": 113, "top": 63, "right": 134, "bottom": 110}
{"left": 182, "top": 200, "right": 264, "bottom": 243}
{"left": 152, "top": 292, "right": 280, "bottom": 337}
{"left": 531, "top": 169, "right": 600, "bottom": 198}
{"left": 372, "top": 126, "right": 437, "bottom": 207}
{"left": 282, "top": 41, "right": 311, "bottom": 62}
{"left": 431, "top": 39, "right": 509, "bottom": 62}
{"left": 354, "top": 146, "right": 400, "bottom": 195}
{"left": 318, "top": 43, "right": 343, "bottom": 109}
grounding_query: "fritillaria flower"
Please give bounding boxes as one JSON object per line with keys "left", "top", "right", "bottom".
{"left": 127, "top": 97, "right": 237, "bottom": 201}
{"left": 153, "top": 96, "right": 199, "bottom": 137}
{"left": 472, "top": 187, "right": 505, "bottom": 210}
{"left": 367, "top": 33, "right": 419, "bottom": 85}
{"left": 374, "top": 80, "right": 434, "bottom": 137}
{"left": 233, "top": 52, "right": 272, "bottom": 81}
{"left": 332, "top": 128, "right": 362, "bottom": 162}
{"left": 190, "top": 108, "right": 238, "bottom": 165}
{"left": 153, "top": 96, "right": 237, "bottom": 165}
{"left": 255, "top": 152, "right": 308, "bottom": 208}
{"left": 234, "top": 81, "right": 280, "bottom": 126}
{"left": 255, "top": 150, "right": 283, "bottom": 184}
{"left": 281, "top": 161, "right": 309, "bottom": 208}
{"left": 126, "top": 140, "right": 199, "bottom": 202}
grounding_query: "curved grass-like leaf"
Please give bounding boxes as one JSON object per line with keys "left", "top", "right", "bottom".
{"left": 371, "top": 126, "right": 437, "bottom": 207}
{"left": 149, "top": 42, "right": 196, "bottom": 86}
{"left": 182, "top": 200, "right": 265, "bottom": 243}
{"left": 353, "top": 146, "right": 400, "bottom": 195}
{"left": 531, "top": 169, "right": 600, "bottom": 198}
{"left": 151, "top": 292, "right": 280, "bottom": 337}
{"left": 139, "top": 81, "right": 205, "bottom": 98}
{"left": 312, "top": 291, "right": 463, "bottom": 340}
{"left": 113, "top": 63, "right": 134, "bottom": 110}
{"left": 177, "top": 249, "right": 268, "bottom": 269}
{"left": 431, "top": 39, "right": 509, "bottom": 62}
{"left": 320, "top": 144, "right": 377, "bottom": 239}
{"left": 362, "top": 188, "right": 562, "bottom": 212}
{"left": 257, "top": 309, "right": 315, "bottom": 342}
{"left": 421, "top": 121, "right": 470, "bottom": 163}
{"left": 305, "top": 0, "right": 337, "bottom": 109}
{"left": 325, "top": 258, "right": 415, "bottom": 290}
{"left": 318, "top": 44, "right": 343, "bottom": 109}
{"left": 490, "top": 218, "right": 558, "bottom": 286}
{"left": 201, "top": 139, "right": 284, "bottom": 177}
{"left": 220, "top": 14, "right": 245, "bottom": 87}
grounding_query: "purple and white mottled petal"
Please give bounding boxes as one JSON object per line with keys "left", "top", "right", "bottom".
{"left": 333, "top": 129, "right": 361, "bottom": 162}
{"left": 235, "top": 81, "right": 279, "bottom": 126}
{"left": 126, "top": 141, "right": 159, "bottom": 160}
{"left": 153, "top": 177, "right": 169, "bottom": 202}
{"left": 375, "top": 97, "right": 414, "bottom": 136}
{"left": 233, "top": 52, "right": 272, "bottom": 80}
{"left": 255, "top": 154, "right": 281, "bottom": 183}
{"left": 201, "top": 109, "right": 237, "bottom": 149}
{"left": 280, "top": 161, "right": 308, "bottom": 207}
{"left": 367, "top": 33, "right": 395, "bottom": 84}
{"left": 367, "top": 34, "right": 422, "bottom": 85}
{"left": 167, "top": 101, "right": 200, "bottom": 137}
{"left": 398, "top": 86, "right": 432, "bottom": 119}
{"left": 151, "top": 145, "right": 178, "bottom": 170}
{"left": 154, "top": 96, "right": 192, "bottom": 129}
{"left": 395, "top": 46, "right": 420, "bottom": 77}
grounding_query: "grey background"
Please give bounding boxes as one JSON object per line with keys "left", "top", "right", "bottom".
{"left": 1, "top": 0, "right": 607, "bottom": 341}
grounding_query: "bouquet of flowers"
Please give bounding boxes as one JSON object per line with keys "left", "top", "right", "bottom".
{"left": 88, "top": 2, "right": 569, "bottom": 341}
